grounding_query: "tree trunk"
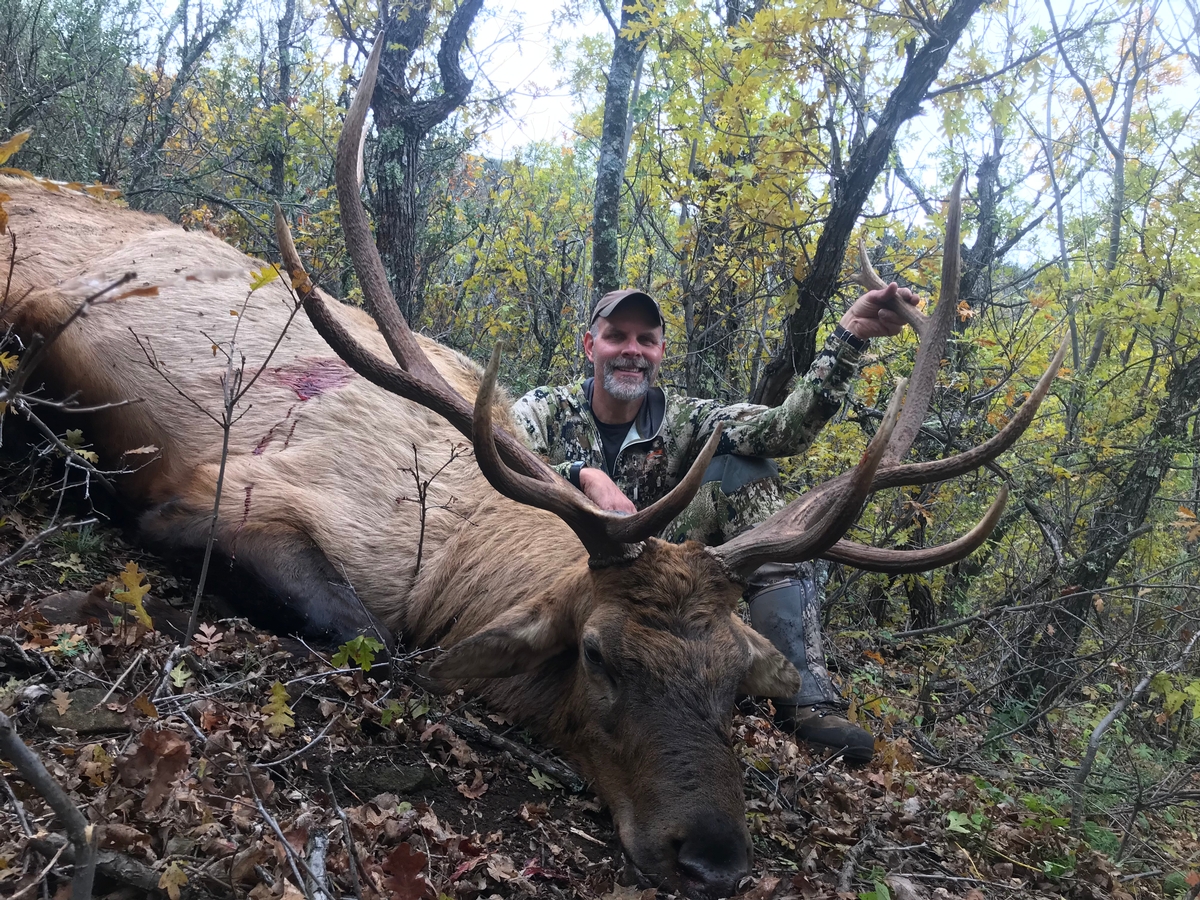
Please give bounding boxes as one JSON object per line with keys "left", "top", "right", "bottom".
{"left": 1023, "top": 353, "right": 1200, "bottom": 698}
{"left": 752, "top": 0, "right": 986, "bottom": 407}
{"left": 268, "top": 0, "right": 297, "bottom": 199}
{"left": 591, "top": 1, "right": 647, "bottom": 300}
{"left": 372, "top": 0, "right": 482, "bottom": 323}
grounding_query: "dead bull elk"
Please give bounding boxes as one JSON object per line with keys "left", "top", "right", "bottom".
{"left": 0, "top": 36, "right": 1065, "bottom": 900}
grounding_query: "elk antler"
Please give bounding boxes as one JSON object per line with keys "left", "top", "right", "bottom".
{"left": 713, "top": 173, "right": 1066, "bottom": 578}
{"left": 275, "top": 30, "right": 724, "bottom": 562}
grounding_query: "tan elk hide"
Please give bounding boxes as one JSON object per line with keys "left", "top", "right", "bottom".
{"left": 0, "top": 34, "right": 1065, "bottom": 898}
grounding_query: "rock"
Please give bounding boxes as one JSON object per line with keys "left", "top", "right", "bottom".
{"left": 339, "top": 762, "right": 436, "bottom": 797}
{"left": 38, "top": 687, "right": 129, "bottom": 733}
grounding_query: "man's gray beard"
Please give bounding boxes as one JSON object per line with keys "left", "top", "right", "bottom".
{"left": 602, "top": 358, "right": 659, "bottom": 402}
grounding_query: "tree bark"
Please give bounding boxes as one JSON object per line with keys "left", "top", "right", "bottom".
{"left": 268, "top": 0, "right": 297, "bottom": 199}
{"left": 752, "top": 0, "right": 986, "bottom": 406}
{"left": 1023, "top": 352, "right": 1200, "bottom": 697}
{"left": 591, "top": 1, "right": 647, "bottom": 300}
{"left": 372, "top": 0, "right": 483, "bottom": 324}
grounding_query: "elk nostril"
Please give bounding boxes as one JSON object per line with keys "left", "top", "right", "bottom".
{"left": 675, "top": 818, "right": 751, "bottom": 899}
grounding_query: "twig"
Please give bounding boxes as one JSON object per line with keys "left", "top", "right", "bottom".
{"left": 0, "top": 770, "right": 35, "bottom": 836}
{"left": 30, "top": 835, "right": 227, "bottom": 900}
{"left": 305, "top": 830, "right": 331, "bottom": 900}
{"left": 320, "top": 766, "right": 364, "bottom": 900}
{"left": 0, "top": 635, "right": 56, "bottom": 682}
{"left": 243, "top": 761, "right": 314, "bottom": 896}
{"left": 252, "top": 717, "right": 338, "bottom": 768}
{"left": 9, "top": 843, "right": 65, "bottom": 900}
{"left": 890, "top": 599, "right": 1058, "bottom": 639}
{"left": 15, "top": 400, "right": 117, "bottom": 496}
{"left": 1070, "top": 628, "right": 1200, "bottom": 832}
{"left": 0, "top": 711, "right": 98, "bottom": 900}
{"left": 154, "top": 645, "right": 190, "bottom": 700}
{"left": 94, "top": 649, "right": 147, "bottom": 709}
{"left": 836, "top": 821, "right": 878, "bottom": 893}
{"left": 0, "top": 518, "right": 99, "bottom": 570}
{"left": 444, "top": 715, "right": 586, "bottom": 793}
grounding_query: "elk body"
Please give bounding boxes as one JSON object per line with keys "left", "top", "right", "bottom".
{"left": 1, "top": 36, "right": 1065, "bottom": 899}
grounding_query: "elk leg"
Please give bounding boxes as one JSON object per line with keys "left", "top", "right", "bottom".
{"left": 139, "top": 502, "right": 394, "bottom": 651}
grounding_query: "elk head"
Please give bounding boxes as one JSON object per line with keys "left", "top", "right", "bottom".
{"left": 274, "top": 30, "right": 1065, "bottom": 900}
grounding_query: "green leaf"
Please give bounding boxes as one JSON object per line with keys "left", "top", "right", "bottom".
{"left": 169, "top": 663, "right": 192, "bottom": 687}
{"left": 331, "top": 635, "right": 385, "bottom": 672}
{"left": 528, "top": 768, "right": 560, "bottom": 791}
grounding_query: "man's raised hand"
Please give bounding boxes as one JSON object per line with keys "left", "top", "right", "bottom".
{"left": 840, "top": 282, "right": 921, "bottom": 339}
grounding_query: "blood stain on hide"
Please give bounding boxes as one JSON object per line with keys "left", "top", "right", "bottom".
{"left": 269, "top": 357, "right": 354, "bottom": 400}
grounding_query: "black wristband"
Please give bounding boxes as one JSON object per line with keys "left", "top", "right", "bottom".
{"left": 568, "top": 461, "right": 585, "bottom": 489}
{"left": 834, "top": 324, "right": 869, "bottom": 351}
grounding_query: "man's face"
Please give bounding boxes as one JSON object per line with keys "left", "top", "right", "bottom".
{"left": 584, "top": 302, "right": 665, "bottom": 404}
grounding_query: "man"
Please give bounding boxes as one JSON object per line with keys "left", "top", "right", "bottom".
{"left": 512, "top": 284, "right": 918, "bottom": 763}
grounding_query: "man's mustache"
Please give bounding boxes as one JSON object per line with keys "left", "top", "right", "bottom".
{"left": 609, "top": 358, "right": 649, "bottom": 372}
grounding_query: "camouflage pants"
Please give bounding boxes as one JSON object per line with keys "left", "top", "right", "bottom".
{"left": 662, "top": 454, "right": 786, "bottom": 546}
{"left": 664, "top": 454, "right": 838, "bottom": 706}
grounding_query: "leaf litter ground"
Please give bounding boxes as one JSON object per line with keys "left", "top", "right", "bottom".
{"left": 0, "top": 514, "right": 1182, "bottom": 900}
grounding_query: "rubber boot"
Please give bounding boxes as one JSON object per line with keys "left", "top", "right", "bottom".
{"left": 746, "top": 563, "right": 875, "bottom": 764}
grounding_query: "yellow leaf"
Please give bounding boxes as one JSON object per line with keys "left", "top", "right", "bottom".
{"left": 112, "top": 561, "right": 154, "bottom": 629}
{"left": 956, "top": 300, "right": 975, "bottom": 321}
{"left": 0, "top": 351, "right": 18, "bottom": 372}
{"left": 159, "top": 861, "right": 188, "bottom": 900}
{"left": 262, "top": 681, "right": 294, "bottom": 737}
{"left": 0, "top": 131, "right": 31, "bottom": 166}
{"left": 1093, "top": 595, "right": 1104, "bottom": 614}
{"left": 249, "top": 264, "right": 280, "bottom": 291}
{"left": 134, "top": 695, "right": 159, "bottom": 718}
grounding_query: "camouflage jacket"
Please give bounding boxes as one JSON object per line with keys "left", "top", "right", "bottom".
{"left": 512, "top": 332, "right": 865, "bottom": 508}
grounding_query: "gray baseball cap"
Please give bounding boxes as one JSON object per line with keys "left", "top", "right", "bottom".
{"left": 590, "top": 289, "right": 664, "bottom": 328}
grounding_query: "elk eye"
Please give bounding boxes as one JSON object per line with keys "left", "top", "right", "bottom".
{"left": 582, "top": 641, "right": 606, "bottom": 670}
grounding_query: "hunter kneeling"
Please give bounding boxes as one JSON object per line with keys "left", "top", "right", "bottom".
{"left": 513, "top": 284, "right": 921, "bottom": 764}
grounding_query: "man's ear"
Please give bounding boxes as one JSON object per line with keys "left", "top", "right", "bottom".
{"left": 733, "top": 616, "right": 801, "bottom": 698}
{"left": 429, "top": 596, "right": 573, "bottom": 685}
{"left": 582, "top": 328, "right": 595, "bottom": 364}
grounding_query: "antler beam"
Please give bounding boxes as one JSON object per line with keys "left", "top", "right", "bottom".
{"left": 276, "top": 29, "right": 729, "bottom": 562}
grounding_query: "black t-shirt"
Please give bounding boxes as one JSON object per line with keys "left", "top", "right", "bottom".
{"left": 594, "top": 417, "right": 634, "bottom": 474}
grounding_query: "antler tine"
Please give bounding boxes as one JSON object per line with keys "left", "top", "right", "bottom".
{"left": 871, "top": 334, "right": 1068, "bottom": 491}
{"left": 824, "top": 486, "right": 1008, "bottom": 573}
{"left": 712, "top": 380, "right": 907, "bottom": 576}
{"left": 336, "top": 31, "right": 439, "bottom": 382}
{"left": 850, "top": 237, "right": 930, "bottom": 337}
{"left": 883, "top": 169, "right": 966, "bottom": 466}
{"left": 472, "top": 344, "right": 727, "bottom": 558}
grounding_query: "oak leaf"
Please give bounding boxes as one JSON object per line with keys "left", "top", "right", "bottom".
{"left": 381, "top": 842, "right": 431, "bottom": 900}
{"left": 158, "top": 861, "right": 188, "bottom": 900}
{"left": 113, "top": 562, "right": 154, "bottom": 629}
{"left": 261, "top": 681, "right": 294, "bottom": 737}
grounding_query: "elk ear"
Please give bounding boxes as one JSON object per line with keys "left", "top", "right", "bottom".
{"left": 429, "top": 596, "right": 572, "bottom": 685}
{"left": 733, "top": 617, "right": 801, "bottom": 699}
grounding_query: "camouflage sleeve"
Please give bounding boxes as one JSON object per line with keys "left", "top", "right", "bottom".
{"left": 674, "top": 332, "right": 865, "bottom": 462}
{"left": 510, "top": 387, "right": 576, "bottom": 480}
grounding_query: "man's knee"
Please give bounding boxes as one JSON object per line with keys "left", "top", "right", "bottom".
{"left": 667, "top": 453, "right": 786, "bottom": 545}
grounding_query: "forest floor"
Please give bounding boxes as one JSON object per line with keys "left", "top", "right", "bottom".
{"left": 0, "top": 492, "right": 1195, "bottom": 900}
